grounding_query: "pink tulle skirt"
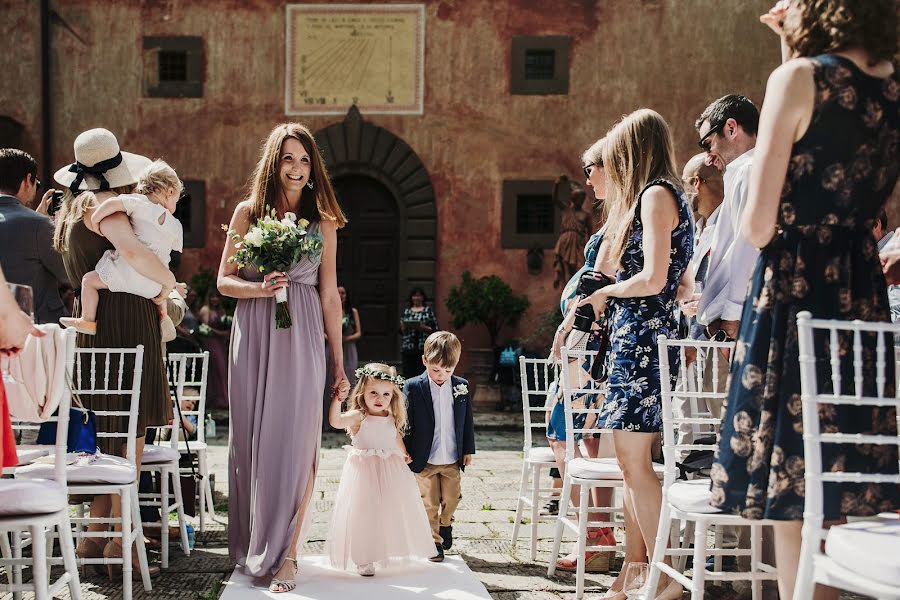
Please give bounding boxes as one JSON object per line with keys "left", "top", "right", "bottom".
{"left": 327, "top": 448, "right": 435, "bottom": 570}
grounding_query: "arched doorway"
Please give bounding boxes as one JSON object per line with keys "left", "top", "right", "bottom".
{"left": 316, "top": 107, "right": 437, "bottom": 364}
{"left": 333, "top": 175, "right": 399, "bottom": 362}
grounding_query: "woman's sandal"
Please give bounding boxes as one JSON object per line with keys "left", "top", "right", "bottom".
{"left": 102, "top": 540, "right": 161, "bottom": 581}
{"left": 555, "top": 528, "right": 615, "bottom": 573}
{"left": 269, "top": 557, "right": 298, "bottom": 594}
{"left": 75, "top": 537, "right": 107, "bottom": 577}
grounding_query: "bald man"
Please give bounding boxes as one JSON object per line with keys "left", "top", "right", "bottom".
{"left": 682, "top": 152, "right": 724, "bottom": 237}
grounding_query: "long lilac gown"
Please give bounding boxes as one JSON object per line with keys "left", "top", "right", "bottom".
{"left": 228, "top": 227, "right": 325, "bottom": 577}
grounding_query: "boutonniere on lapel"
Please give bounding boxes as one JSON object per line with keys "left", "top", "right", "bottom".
{"left": 453, "top": 384, "right": 468, "bottom": 399}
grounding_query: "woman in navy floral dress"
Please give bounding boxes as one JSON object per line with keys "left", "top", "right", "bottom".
{"left": 710, "top": 2, "right": 899, "bottom": 598}
{"left": 574, "top": 109, "right": 693, "bottom": 600}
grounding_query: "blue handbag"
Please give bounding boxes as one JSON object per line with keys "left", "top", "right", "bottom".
{"left": 36, "top": 395, "right": 97, "bottom": 454}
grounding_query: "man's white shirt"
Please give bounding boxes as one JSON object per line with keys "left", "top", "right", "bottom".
{"left": 428, "top": 378, "right": 458, "bottom": 465}
{"left": 697, "top": 148, "right": 759, "bottom": 325}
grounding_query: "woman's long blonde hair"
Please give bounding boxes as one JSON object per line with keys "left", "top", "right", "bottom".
{"left": 601, "top": 109, "right": 681, "bottom": 267}
{"left": 347, "top": 363, "right": 409, "bottom": 435}
{"left": 52, "top": 185, "right": 134, "bottom": 252}
{"left": 248, "top": 123, "right": 347, "bottom": 227}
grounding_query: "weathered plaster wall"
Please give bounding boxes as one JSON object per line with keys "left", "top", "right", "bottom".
{"left": 7, "top": 0, "right": 879, "bottom": 354}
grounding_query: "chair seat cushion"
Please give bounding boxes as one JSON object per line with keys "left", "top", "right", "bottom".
{"left": 177, "top": 441, "right": 206, "bottom": 452}
{"left": 15, "top": 447, "right": 51, "bottom": 466}
{"left": 17, "top": 452, "right": 135, "bottom": 485}
{"left": 668, "top": 479, "right": 720, "bottom": 514}
{"left": 526, "top": 447, "right": 556, "bottom": 463}
{"left": 142, "top": 445, "right": 181, "bottom": 464}
{"left": 824, "top": 520, "right": 900, "bottom": 588}
{"left": 0, "top": 479, "right": 67, "bottom": 516}
{"left": 568, "top": 458, "right": 665, "bottom": 480}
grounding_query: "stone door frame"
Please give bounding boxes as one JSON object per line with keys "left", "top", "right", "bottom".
{"left": 315, "top": 106, "right": 438, "bottom": 304}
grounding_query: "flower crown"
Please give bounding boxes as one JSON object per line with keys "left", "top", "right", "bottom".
{"left": 354, "top": 366, "right": 406, "bottom": 387}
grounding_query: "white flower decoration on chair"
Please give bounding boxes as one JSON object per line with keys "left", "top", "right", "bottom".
{"left": 453, "top": 384, "right": 468, "bottom": 398}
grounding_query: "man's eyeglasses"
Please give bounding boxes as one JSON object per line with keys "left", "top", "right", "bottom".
{"left": 698, "top": 121, "right": 725, "bottom": 153}
{"left": 32, "top": 175, "right": 41, "bottom": 189}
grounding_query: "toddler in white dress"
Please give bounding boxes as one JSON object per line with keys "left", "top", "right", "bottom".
{"left": 61, "top": 160, "right": 183, "bottom": 340}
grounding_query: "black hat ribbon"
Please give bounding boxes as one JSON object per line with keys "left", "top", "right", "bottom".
{"left": 67, "top": 152, "right": 124, "bottom": 193}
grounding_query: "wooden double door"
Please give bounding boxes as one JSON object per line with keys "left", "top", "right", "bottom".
{"left": 333, "top": 175, "right": 400, "bottom": 363}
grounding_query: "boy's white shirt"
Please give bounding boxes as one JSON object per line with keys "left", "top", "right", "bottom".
{"left": 427, "top": 376, "right": 458, "bottom": 465}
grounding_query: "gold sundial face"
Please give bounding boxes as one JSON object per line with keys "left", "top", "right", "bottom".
{"left": 286, "top": 4, "right": 425, "bottom": 116}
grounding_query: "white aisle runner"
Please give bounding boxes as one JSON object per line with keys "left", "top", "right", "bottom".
{"left": 221, "top": 555, "right": 492, "bottom": 600}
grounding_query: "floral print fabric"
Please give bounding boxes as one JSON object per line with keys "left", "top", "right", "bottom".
{"left": 711, "top": 54, "right": 900, "bottom": 520}
{"left": 400, "top": 306, "right": 437, "bottom": 352}
{"left": 599, "top": 180, "right": 694, "bottom": 432}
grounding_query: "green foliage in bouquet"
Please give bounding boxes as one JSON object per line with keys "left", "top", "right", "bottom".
{"left": 223, "top": 207, "right": 323, "bottom": 329}
{"left": 446, "top": 271, "right": 530, "bottom": 348}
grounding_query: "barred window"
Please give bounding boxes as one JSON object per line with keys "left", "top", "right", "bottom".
{"left": 524, "top": 50, "right": 555, "bottom": 80}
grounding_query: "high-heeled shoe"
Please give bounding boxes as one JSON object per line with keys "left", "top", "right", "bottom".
{"left": 75, "top": 537, "right": 107, "bottom": 577}
{"left": 555, "top": 528, "right": 615, "bottom": 573}
{"left": 269, "top": 557, "right": 298, "bottom": 593}
{"left": 103, "top": 540, "right": 161, "bottom": 581}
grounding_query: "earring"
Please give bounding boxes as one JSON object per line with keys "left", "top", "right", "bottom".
{"left": 306, "top": 179, "right": 314, "bottom": 190}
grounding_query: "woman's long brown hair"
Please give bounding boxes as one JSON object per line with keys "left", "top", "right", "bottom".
{"left": 247, "top": 123, "right": 347, "bottom": 227}
{"left": 601, "top": 109, "right": 682, "bottom": 267}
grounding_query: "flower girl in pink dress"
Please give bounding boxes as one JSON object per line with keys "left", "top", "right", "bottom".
{"left": 328, "top": 363, "right": 435, "bottom": 577}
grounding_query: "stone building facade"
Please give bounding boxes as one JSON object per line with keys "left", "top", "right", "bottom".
{"left": 3, "top": 0, "right": 846, "bottom": 364}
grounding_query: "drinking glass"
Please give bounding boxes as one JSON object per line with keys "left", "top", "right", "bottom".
{"left": 2, "top": 283, "right": 35, "bottom": 384}
{"left": 622, "top": 562, "right": 650, "bottom": 600}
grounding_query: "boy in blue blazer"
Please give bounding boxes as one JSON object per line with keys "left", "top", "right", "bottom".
{"left": 403, "top": 331, "right": 475, "bottom": 562}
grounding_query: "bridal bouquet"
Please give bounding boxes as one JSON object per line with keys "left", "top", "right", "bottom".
{"left": 224, "top": 208, "right": 323, "bottom": 329}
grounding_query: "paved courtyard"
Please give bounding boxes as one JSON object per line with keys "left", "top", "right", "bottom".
{"left": 5, "top": 413, "right": 865, "bottom": 599}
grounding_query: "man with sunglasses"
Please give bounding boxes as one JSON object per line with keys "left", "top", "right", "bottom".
{"left": 693, "top": 95, "right": 759, "bottom": 347}
{"left": 0, "top": 148, "right": 69, "bottom": 324}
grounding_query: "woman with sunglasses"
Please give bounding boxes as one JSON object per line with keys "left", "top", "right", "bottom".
{"left": 573, "top": 110, "right": 694, "bottom": 600}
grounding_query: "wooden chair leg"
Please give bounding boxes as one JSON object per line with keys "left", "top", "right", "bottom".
{"left": 171, "top": 466, "right": 191, "bottom": 556}
{"left": 547, "top": 475, "right": 572, "bottom": 577}
{"left": 530, "top": 464, "right": 541, "bottom": 562}
{"left": 30, "top": 524, "right": 49, "bottom": 600}
{"left": 511, "top": 462, "right": 528, "bottom": 547}
{"left": 58, "top": 513, "right": 83, "bottom": 600}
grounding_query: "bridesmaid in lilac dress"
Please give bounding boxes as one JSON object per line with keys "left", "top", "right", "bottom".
{"left": 217, "top": 123, "right": 348, "bottom": 593}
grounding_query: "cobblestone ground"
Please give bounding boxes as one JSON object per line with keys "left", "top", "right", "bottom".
{"left": 3, "top": 414, "right": 867, "bottom": 599}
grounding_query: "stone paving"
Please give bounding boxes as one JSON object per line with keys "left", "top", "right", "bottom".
{"left": 3, "top": 415, "right": 864, "bottom": 599}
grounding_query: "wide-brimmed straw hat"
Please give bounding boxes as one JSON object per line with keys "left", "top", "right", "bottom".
{"left": 54, "top": 128, "right": 152, "bottom": 193}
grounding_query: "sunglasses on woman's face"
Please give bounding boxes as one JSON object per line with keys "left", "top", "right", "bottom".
{"left": 583, "top": 162, "right": 602, "bottom": 179}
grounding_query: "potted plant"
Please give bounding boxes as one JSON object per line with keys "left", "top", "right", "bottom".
{"left": 446, "top": 271, "right": 530, "bottom": 408}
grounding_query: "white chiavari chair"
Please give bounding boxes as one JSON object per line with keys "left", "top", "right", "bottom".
{"left": 17, "top": 345, "right": 154, "bottom": 600}
{"left": 645, "top": 335, "right": 777, "bottom": 600}
{"left": 547, "top": 347, "right": 666, "bottom": 599}
{"left": 0, "top": 328, "right": 81, "bottom": 600}
{"left": 139, "top": 354, "right": 190, "bottom": 568}
{"left": 168, "top": 352, "right": 215, "bottom": 532}
{"left": 794, "top": 312, "right": 900, "bottom": 600}
{"left": 511, "top": 356, "right": 561, "bottom": 561}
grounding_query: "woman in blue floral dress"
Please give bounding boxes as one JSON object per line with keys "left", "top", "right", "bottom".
{"left": 710, "top": 2, "right": 899, "bottom": 598}
{"left": 575, "top": 109, "right": 693, "bottom": 600}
